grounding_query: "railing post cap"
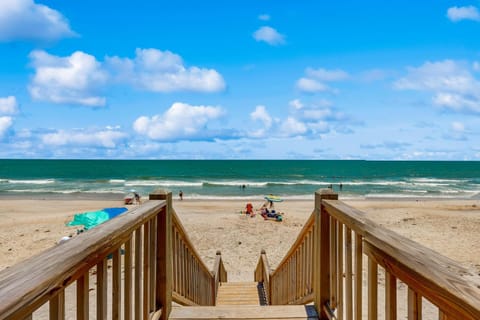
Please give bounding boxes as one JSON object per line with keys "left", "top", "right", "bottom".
{"left": 216, "top": 250, "right": 221, "bottom": 255}
{"left": 149, "top": 189, "right": 172, "bottom": 200}
{"left": 315, "top": 188, "right": 338, "bottom": 200}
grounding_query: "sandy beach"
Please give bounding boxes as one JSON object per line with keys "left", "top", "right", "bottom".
{"left": 1, "top": 196, "right": 480, "bottom": 281}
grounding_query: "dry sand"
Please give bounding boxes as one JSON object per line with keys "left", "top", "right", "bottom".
{"left": 1, "top": 196, "right": 479, "bottom": 281}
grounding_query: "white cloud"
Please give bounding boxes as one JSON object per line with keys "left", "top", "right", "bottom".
{"left": 296, "top": 78, "right": 329, "bottom": 93}
{"left": 0, "top": 96, "right": 18, "bottom": 114}
{"left": 107, "top": 48, "right": 225, "bottom": 92}
{"left": 296, "top": 67, "right": 349, "bottom": 93}
{"left": 29, "top": 50, "right": 107, "bottom": 106}
{"left": 289, "top": 99, "right": 304, "bottom": 110}
{"left": 249, "top": 105, "right": 273, "bottom": 138}
{"left": 253, "top": 26, "right": 285, "bottom": 45}
{"left": 133, "top": 102, "right": 225, "bottom": 141}
{"left": 250, "top": 105, "right": 272, "bottom": 128}
{"left": 280, "top": 117, "right": 308, "bottom": 137}
{"left": 394, "top": 60, "right": 480, "bottom": 113}
{"left": 258, "top": 14, "right": 270, "bottom": 21}
{"left": 41, "top": 129, "right": 127, "bottom": 148}
{"left": 0, "top": 116, "right": 13, "bottom": 138}
{"left": 306, "top": 68, "right": 349, "bottom": 81}
{"left": 0, "top": 0, "right": 75, "bottom": 42}
{"left": 447, "top": 6, "right": 480, "bottom": 22}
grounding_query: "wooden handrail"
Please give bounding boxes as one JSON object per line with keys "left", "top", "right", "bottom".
{"left": 265, "top": 212, "right": 316, "bottom": 305}
{"left": 254, "top": 249, "right": 272, "bottom": 304}
{"left": 322, "top": 199, "right": 480, "bottom": 320}
{"left": 0, "top": 200, "right": 166, "bottom": 320}
{"left": 314, "top": 190, "right": 480, "bottom": 320}
{"left": 171, "top": 208, "right": 227, "bottom": 306}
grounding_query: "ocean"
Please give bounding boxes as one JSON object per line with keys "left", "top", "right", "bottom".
{"left": 0, "top": 160, "right": 479, "bottom": 200}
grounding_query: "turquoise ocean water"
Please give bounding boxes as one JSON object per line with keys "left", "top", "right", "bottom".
{"left": 0, "top": 160, "right": 479, "bottom": 200}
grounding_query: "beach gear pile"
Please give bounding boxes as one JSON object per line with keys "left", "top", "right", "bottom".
{"left": 67, "top": 207, "right": 128, "bottom": 230}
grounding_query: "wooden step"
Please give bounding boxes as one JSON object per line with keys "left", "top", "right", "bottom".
{"left": 216, "top": 282, "right": 263, "bottom": 306}
{"left": 169, "top": 305, "right": 318, "bottom": 320}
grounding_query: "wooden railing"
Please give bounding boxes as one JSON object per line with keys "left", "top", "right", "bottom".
{"left": 259, "top": 189, "right": 480, "bottom": 320}
{"left": 255, "top": 213, "right": 316, "bottom": 305}
{"left": 171, "top": 208, "right": 227, "bottom": 306}
{"left": 0, "top": 190, "right": 227, "bottom": 320}
{"left": 0, "top": 196, "right": 169, "bottom": 320}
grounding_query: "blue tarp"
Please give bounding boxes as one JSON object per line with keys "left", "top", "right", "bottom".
{"left": 67, "top": 207, "right": 128, "bottom": 230}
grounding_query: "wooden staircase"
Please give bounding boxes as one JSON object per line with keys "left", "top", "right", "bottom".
{"left": 169, "top": 281, "right": 318, "bottom": 320}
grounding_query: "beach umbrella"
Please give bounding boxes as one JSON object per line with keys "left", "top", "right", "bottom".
{"left": 264, "top": 195, "right": 283, "bottom": 202}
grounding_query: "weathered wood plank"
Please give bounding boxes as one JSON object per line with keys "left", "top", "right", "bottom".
{"left": 0, "top": 200, "right": 165, "bottom": 320}
{"left": 385, "top": 271, "right": 397, "bottom": 320}
{"left": 76, "top": 274, "right": 89, "bottom": 320}
{"left": 96, "top": 259, "right": 107, "bottom": 320}
{"left": 368, "top": 258, "right": 377, "bottom": 320}
{"left": 354, "top": 233, "right": 362, "bottom": 320}
{"left": 49, "top": 291, "right": 65, "bottom": 320}
{"left": 408, "top": 288, "right": 422, "bottom": 320}
{"left": 169, "top": 305, "right": 319, "bottom": 319}
{"left": 124, "top": 237, "right": 133, "bottom": 320}
{"left": 323, "top": 199, "right": 480, "bottom": 320}
{"left": 345, "top": 227, "right": 353, "bottom": 320}
{"left": 112, "top": 248, "right": 122, "bottom": 320}
{"left": 134, "top": 227, "right": 142, "bottom": 320}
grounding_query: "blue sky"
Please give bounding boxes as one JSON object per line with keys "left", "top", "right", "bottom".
{"left": 1, "top": 0, "right": 480, "bottom": 159}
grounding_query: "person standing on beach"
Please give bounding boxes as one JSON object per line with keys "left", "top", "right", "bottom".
{"left": 179, "top": 190, "right": 183, "bottom": 200}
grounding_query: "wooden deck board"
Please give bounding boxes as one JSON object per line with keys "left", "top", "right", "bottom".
{"left": 216, "top": 282, "right": 261, "bottom": 306}
{"left": 169, "top": 305, "right": 318, "bottom": 319}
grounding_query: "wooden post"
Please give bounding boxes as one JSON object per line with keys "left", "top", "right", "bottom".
{"left": 150, "top": 190, "right": 173, "bottom": 320}
{"left": 314, "top": 188, "right": 338, "bottom": 319}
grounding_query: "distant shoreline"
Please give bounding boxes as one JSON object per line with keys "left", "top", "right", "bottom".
{"left": 0, "top": 191, "right": 477, "bottom": 202}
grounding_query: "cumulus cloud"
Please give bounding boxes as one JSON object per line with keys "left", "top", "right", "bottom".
{"left": 253, "top": 26, "right": 285, "bottom": 45}
{"left": 296, "top": 67, "right": 349, "bottom": 93}
{"left": 447, "top": 6, "right": 480, "bottom": 22}
{"left": 280, "top": 117, "right": 308, "bottom": 137}
{"left": 29, "top": 50, "right": 107, "bottom": 106}
{"left": 0, "top": 96, "right": 18, "bottom": 114}
{"left": 394, "top": 60, "right": 480, "bottom": 113}
{"left": 107, "top": 48, "right": 225, "bottom": 92}
{"left": 41, "top": 128, "right": 127, "bottom": 148}
{"left": 0, "top": 116, "right": 13, "bottom": 138}
{"left": 133, "top": 102, "right": 225, "bottom": 141}
{"left": 249, "top": 105, "right": 273, "bottom": 138}
{"left": 0, "top": 0, "right": 75, "bottom": 42}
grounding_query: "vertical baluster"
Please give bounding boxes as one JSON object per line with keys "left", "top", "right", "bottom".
{"left": 337, "top": 222, "right": 344, "bottom": 320}
{"left": 354, "top": 233, "right": 362, "bottom": 320}
{"left": 49, "top": 290, "right": 65, "bottom": 320}
{"left": 125, "top": 237, "right": 133, "bottom": 320}
{"left": 330, "top": 216, "right": 337, "bottom": 309}
{"left": 345, "top": 227, "right": 353, "bottom": 320}
{"left": 408, "top": 288, "right": 422, "bottom": 320}
{"left": 134, "top": 227, "right": 142, "bottom": 320}
{"left": 173, "top": 230, "right": 178, "bottom": 293}
{"left": 385, "top": 271, "right": 397, "bottom": 320}
{"left": 77, "top": 274, "right": 89, "bottom": 320}
{"left": 112, "top": 248, "right": 122, "bottom": 320}
{"left": 97, "top": 259, "right": 108, "bottom": 320}
{"left": 143, "top": 221, "right": 150, "bottom": 319}
{"left": 149, "top": 217, "right": 156, "bottom": 311}
{"left": 368, "top": 258, "right": 378, "bottom": 320}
